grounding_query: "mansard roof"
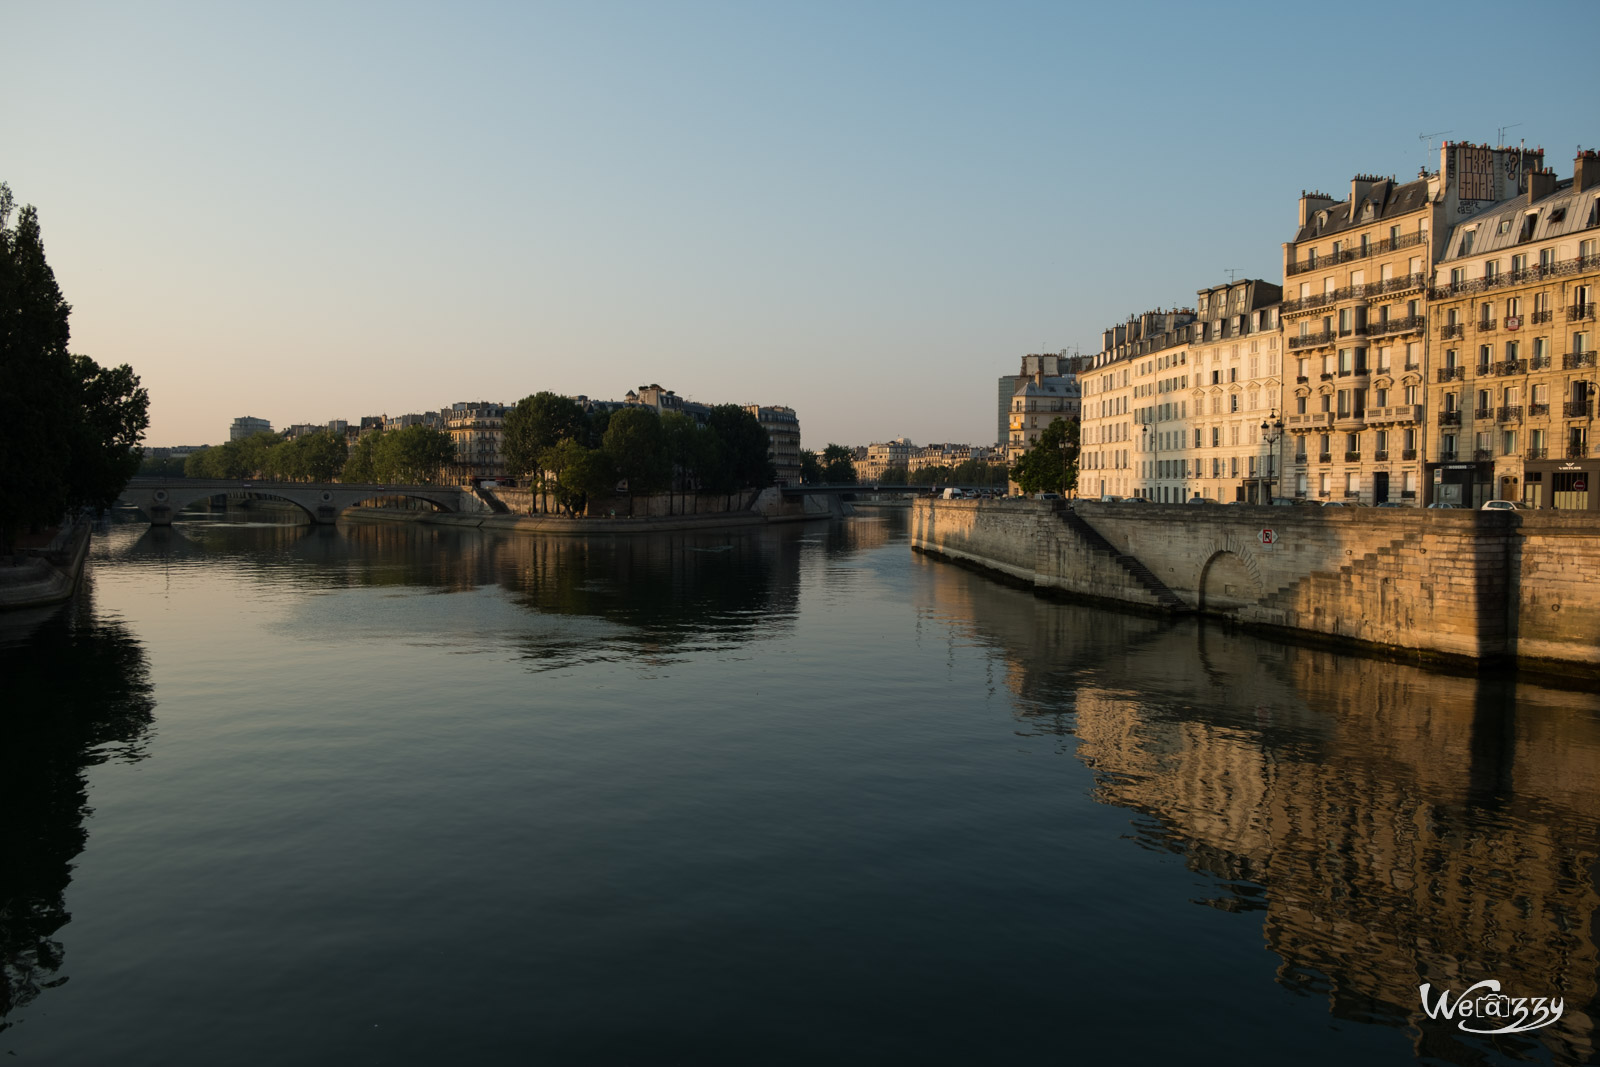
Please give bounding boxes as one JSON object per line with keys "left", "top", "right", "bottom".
{"left": 1290, "top": 177, "right": 1430, "bottom": 245}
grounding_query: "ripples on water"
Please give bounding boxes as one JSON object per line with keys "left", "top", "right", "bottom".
{"left": 1, "top": 508, "right": 1597, "bottom": 1066}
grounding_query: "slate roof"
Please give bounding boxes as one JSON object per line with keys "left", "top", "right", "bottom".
{"left": 1290, "top": 177, "right": 1431, "bottom": 245}
{"left": 1440, "top": 179, "right": 1600, "bottom": 261}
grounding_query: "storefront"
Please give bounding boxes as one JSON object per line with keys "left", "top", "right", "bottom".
{"left": 1523, "top": 458, "right": 1598, "bottom": 511}
{"left": 1428, "top": 461, "right": 1493, "bottom": 507}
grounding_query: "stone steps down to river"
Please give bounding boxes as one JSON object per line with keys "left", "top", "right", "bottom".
{"left": 1056, "top": 506, "right": 1190, "bottom": 614}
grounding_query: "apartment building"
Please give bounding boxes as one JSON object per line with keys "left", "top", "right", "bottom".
{"left": 444, "top": 400, "right": 507, "bottom": 484}
{"left": 854, "top": 439, "right": 914, "bottom": 482}
{"left": 230, "top": 416, "right": 272, "bottom": 440}
{"left": 1006, "top": 352, "right": 1085, "bottom": 460}
{"left": 1282, "top": 143, "right": 1531, "bottom": 504}
{"left": 1184, "top": 280, "right": 1284, "bottom": 503}
{"left": 1082, "top": 309, "right": 1194, "bottom": 500}
{"left": 745, "top": 404, "right": 803, "bottom": 486}
{"left": 1427, "top": 150, "right": 1600, "bottom": 510}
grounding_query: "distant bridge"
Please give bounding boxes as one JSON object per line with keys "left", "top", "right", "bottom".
{"left": 119, "top": 478, "right": 479, "bottom": 525}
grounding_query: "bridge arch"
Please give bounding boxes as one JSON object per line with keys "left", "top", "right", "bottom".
{"left": 118, "top": 480, "right": 465, "bottom": 525}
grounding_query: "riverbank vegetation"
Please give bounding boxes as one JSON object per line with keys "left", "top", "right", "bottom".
{"left": 1, "top": 183, "right": 149, "bottom": 549}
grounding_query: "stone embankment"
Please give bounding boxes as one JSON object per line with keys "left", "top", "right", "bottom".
{"left": 348, "top": 487, "right": 850, "bottom": 533}
{"left": 911, "top": 499, "right": 1600, "bottom": 678}
{"left": 0, "top": 520, "right": 93, "bottom": 611}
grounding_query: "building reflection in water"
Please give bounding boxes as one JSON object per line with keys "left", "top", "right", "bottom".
{"left": 910, "top": 551, "right": 1600, "bottom": 1066}
{"left": 0, "top": 583, "right": 155, "bottom": 1035}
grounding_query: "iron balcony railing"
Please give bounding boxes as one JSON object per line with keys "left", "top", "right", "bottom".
{"left": 1436, "top": 366, "right": 1464, "bottom": 382}
{"left": 1374, "top": 449, "right": 1389, "bottom": 461}
{"left": 1344, "top": 450, "right": 1362, "bottom": 462}
{"left": 1441, "top": 323, "right": 1465, "bottom": 339}
{"left": 1529, "top": 402, "right": 1549, "bottom": 416}
{"left": 1563, "top": 352, "right": 1597, "bottom": 369}
{"left": 1439, "top": 450, "right": 1458, "bottom": 462}
{"left": 1478, "top": 318, "right": 1497, "bottom": 332}
{"left": 1473, "top": 407, "right": 1492, "bottom": 421}
{"left": 1530, "top": 355, "right": 1553, "bottom": 370}
{"left": 1566, "top": 400, "right": 1594, "bottom": 418}
{"left": 1498, "top": 405, "right": 1523, "bottom": 421}
{"left": 1287, "top": 231, "right": 1426, "bottom": 275}
{"left": 1318, "top": 452, "right": 1333, "bottom": 463}
{"left": 1568, "top": 443, "right": 1591, "bottom": 459}
{"left": 1474, "top": 448, "right": 1493, "bottom": 461}
{"left": 1402, "top": 448, "right": 1418, "bottom": 460}
{"left": 1527, "top": 447, "right": 1548, "bottom": 460}
{"left": 1570, "top": 304, "right": 1597, "bottom": 322}
{"left": 1289, "top": 330, "right": 1336, "bottom": 349}
{"left": 1367, "top": 314, "right": 1425, "bottom": 336}
{"left": 1493, "top": 359, "right": 1528, "bottom": 376}
{"left": 1531, "top": 309, "right": 1554, "bottom": 324}
{"left": 1438, "top": 411, "right": 1462, "bottom": 426}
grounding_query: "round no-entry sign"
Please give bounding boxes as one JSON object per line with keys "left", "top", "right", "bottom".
{"left": 1259, "top": 528, "right": 1278, "bottom": 545}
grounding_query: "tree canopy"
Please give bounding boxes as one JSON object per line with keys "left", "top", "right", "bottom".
{"left": 819, "top": 444, "right": 857, "bottom": 485}
{"left": 1009, "top": 418, "right": 1079, "bottom": 496}
{"left": 503, "top": 392, "right": 588, "bottom": 477}
{"left": 0, "top": 183, "right": 149, "bottom": 542}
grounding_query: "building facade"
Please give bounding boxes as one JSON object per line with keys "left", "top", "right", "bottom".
{"left": 1082, "top": 309, "right": 1194, "bottom": 500}
{"left": 444, "top": 401, "right": 507, "bottom": 484}
{"left": 230, "top": 416, "right": 272, "bottom": 440}
{"left": 745, "top": 404, "right": 803, "bottom": 486}
{"left": 854, "top": 439, "right": 913, "bottom": 482}
{"left": 1183, "top": 280, "right": 1284, "bottom": 503}
{"left": 1428, "top": 151, "right": 1600, "bottom": 509}
{"left": 1282, "top": 144, "right": 1532, "bottom": 505}
{"left": 1006, "top": 352, "right": 1084, "bottom": 460}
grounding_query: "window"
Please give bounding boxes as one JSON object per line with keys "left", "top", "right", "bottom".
{"left": 1211, "top": 427, "right": 1220, "bottom": 447}
{"left": 1484, "top": 260, "right": 1500, "bottom": 282}
{"left": 1229, "top": 395, "right": 1239, "bottom": 413}
{"left": 1404, "top": 384, "right": 1419, "bottom": 405}
{"left": 1296, "top": 396, "right": 1307, "bottom": 414}
{"left": 1450, "top": 267, "right": 1465, "bottom": 288}
{"left": 1540, "top": 247, "right": 1556, "bottom": 270}
{"left": 1512, "top": 253, "right": 1527, "bottom": 273}
{"left": 1503, "top": 430, "right": 1517, "bottom": 455}
{"left": 1460, "top": 229, "right": 1476, "bottom": 255}
{"left": 1375, "top": 387, "right": 1388, "bottom": 407}
{"left": 1193, "top": 428, "right": 1202, "bottom": 448}
{"left": 1497, "top": 218, "right": 1512, "bottom": 236}
{"left": 1519, "top": 215, "right": 1537, "bottom": 242}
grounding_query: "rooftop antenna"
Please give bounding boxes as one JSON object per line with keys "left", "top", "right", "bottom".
{"left": 1419, "top": 129, "right": 1452, "bottom": 170}
{"left": 1224, "top": 268, "right": 1241, "bottom": 283}
{"left": 1496, "top": 122, "right": 1522, "bottom": 147}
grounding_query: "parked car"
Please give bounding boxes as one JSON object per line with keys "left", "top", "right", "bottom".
{"left": 1268, "top": 497, "right": 1297, "bottom": 506}
{"left": 1374, "top": 502, "right": 1406, "bottom": 508}
{"left": 1035, "top": 492, "right": 1061, "bottom": 501}
{"left": 1321, "top": 500, "right": 1352, "bottom": 506}
{"left": 1185, "top": 496, "right": 1216, "bottom": 504}
{"left": 1481, "top": 499, "right": 1524, "bottom": 511}
{"left": 1426, "top": 502, "right": 1462, "bottom": 509}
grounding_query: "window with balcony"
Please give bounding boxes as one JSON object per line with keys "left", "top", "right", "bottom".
{"left": 1540, "top": 247, "right": 1556, "bottom": 270}
{"left": 1484, "top": 261, "right": 1500, "bottom": 283}
{"left": 1375, "top": 387, "right": 1388, "bottom": 407}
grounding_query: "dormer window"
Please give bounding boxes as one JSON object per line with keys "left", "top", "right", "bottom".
{"left": 1497, "top": 218, "right": 1512, "bottom": 236}
{"left": 1589, "top": 197, "right": 1599, "bottom": 226}
{"left": 1549, "top": 207, "right": 1566, "bottom": 224}
{"left": 1460, "top": 229, "right": 1476, "bottom": 255}
{"left": 1520, "top": 213, "right": 1538, "bottom": 241}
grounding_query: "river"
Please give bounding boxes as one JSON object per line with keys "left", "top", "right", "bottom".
{"left": 2, "top": 509, "right": 1597, "bottom": 1065}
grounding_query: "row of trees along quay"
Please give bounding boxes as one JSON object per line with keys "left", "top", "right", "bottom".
{"left": 1, "top": 183, "right": 150, "bottom": 552}
{"left": 180, "top": 425, "right": 455, "bottom": 485}
{"left": 501, "top": 393, "right": 775, "bottom": 516}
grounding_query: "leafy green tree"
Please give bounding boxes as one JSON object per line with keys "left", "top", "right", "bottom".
{"left": 1010, "top": 418, "right": 1079, "bottom": 496}
{"left": 374, "top": 424, "right": 453, "bottom": 484}
{"left": 661, "top": 411, "right": 712, "bottom": 513}
{"left": 296, "top": 431, "right": 348, "bottom": 482}
{"left": 343, "top": 432, "right": 382, "bottom": 483}
{"left": 62, "top": 355, "right": 148, "bottom": 510}
{"left": 538, "top": 440, "right": 613, "bottom": 516}
{"left": 877, "top": 464, "right": 908, "bottom": 485}
{"left": 603, "top": 407, "right": 669, "bottom": 513}
{"left": 799, "top": 451, "right": 824, "bottom": 485}
{"left": 139, "top": 453, "right": 188, "bottom": 477}
{"left": 819, "top": 444, "right": 857, "bottom": 485}
{"left": 705, "top": 404, "right": 773, "bottom": 490}
{"left": 503, "top": 392, "right": 587, "bottom": 477}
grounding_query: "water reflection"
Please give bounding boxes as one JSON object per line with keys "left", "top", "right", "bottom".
{"left": 911, "top": 552, "right": 1600, "bottom": 1066}
{"left": 0, "top": 582, "right": 155, "bottom": 1033}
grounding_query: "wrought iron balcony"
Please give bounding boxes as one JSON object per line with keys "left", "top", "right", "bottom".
{"left": 1439, "top": 450, "right": 1458, "bottom": 462}
{"left": 1493, "top": 359, "right": 1528, "bottom": 376}
{"left": 1438, "top": 411, "right": 1462, "bottom": 426}
{"left": 1404, "top": 362, "right": 1420, "bottom": 371}
{"left": 1318, "top": 452, "right": 1333, "bottom": 463}
{"left": 1564, "top": 352, "right": 1598, "bottom": 369}
{"left": 1526, "top": 447, "right": 1548, "bottom": 460}
{"left": 1441, "top": 323, "right": 1464, "bottom": 340}
{"left": 1402, "top": 448, "right": 1418, "bottom": 460}
{"left": 1566, "top": 400, "right": 1595, "bottom": 418}
{"left": 1478, "top": 318, "right": 1497, "bottom": 332}
{"left": 1531, "top": 355, "right": 1552, "bottom": 370}
{"left": 1473, "top": 448, "right": 1493, "bottom": 461}
{"left": 1473, "top": 407, "right": 1492, "bottom": 421}
{"left": 1293, "top": 453, "right": 1309, "bottom": 466}
{"left": 1497, "top": 405, "right": 1523, "bottom": 421}
{"left": 1569, "top": 304, "right": 1596, "bottom": 322}
{"left": 1290, "top": 330, "right": 1336, "bottom": 350}
{"left": 1529, "top": 402, "right": 1549, "bottom": 416}
{"left": 1344, "top": 450, "right": 1362, "bottom": 462}
{"left": 1374, "top": 449, "right": 1389, "bottom": 461}
{"left": 1531, "top": 309, "right": 1554, "bottom": 324}
{"left": 1568, "top": 443, "right": 1591, "bottom": 459}
{"left": 1436, "top": 366, "right": 1464, "bottom": 382}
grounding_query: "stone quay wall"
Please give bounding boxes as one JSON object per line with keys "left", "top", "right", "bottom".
{"left": 911, "top": 499, "right": 1600, "bottom": 675}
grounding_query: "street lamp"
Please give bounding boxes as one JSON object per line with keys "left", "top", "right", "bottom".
{"left": 1259, "top": 410, "right": 1286, "bottom": 503}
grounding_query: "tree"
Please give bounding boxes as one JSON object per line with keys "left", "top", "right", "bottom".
{"left": 343, "top": 433, "right": 382, "bottom": 483}
{"left": 0, "top": 186, "right": 150, "bottom": 541}
{"left": 878, "top": 464, "right": 908, "bottom": 485}
{"left": 661, "top": 411, "right": 708, "bottom": 513}
{"left": 1010, "top": 418, "right": 1079, "bottom": 496}
{"left": 820, "top": 444, "right": 857, "bottom": 485}
{"left": 705, "top": 404, "right": 773, "bottom": 490}
{"left": 603, "top": 407, "right": 669, "bottom": 514}
{"left": 296, "top": 431, "right": 348, "bottom": 483}
{"left": 374, "top": 424, "right": 453, "bottom": 483}
{"left": 503, "top": 391, "right": 587, "bottom": 478}
{"left": 799, "top": 451, "right": 824, "bottom": 485}
{"left": 538, "top": 439, "right": 612, "bottom": 517}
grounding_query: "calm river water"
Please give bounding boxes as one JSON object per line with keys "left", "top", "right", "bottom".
{"left": 2, "top": 509, "right": 1598, "bottom": 1065}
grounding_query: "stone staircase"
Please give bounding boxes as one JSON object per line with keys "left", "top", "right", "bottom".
{"left": 1258, "top": 531, "right": 1419, "bottom": 612}
{"left": 1056, "top": 506, "right": 1191, "bottom": 614}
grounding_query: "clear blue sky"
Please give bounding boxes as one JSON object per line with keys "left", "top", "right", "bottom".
{"left": 10, "top": 0, "right": 1596, "bottom": 448}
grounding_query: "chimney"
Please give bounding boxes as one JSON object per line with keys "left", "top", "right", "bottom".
{"left": 1298, "top": 190, "right": 1336, "bottom": 228}
{"left": 1350, "top": 174, "right": 1378, "bottom": 210}
{"left": 1528, "top": 167, "right": 1557, "bottom": 204}
{"left": 1575, "top": 150, "right": 1600, "bottom": 194}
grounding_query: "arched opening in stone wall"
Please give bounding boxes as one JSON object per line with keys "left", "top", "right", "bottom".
{"left": 1198, "top": 550, "right": 1261, "bottom": 615}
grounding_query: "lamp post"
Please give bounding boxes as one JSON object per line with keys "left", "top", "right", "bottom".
{"left": 1259, "top": 410, "right": 1286, "bottom": 503}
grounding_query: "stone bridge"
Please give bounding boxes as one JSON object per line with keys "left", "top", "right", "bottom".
{"left": 119, "top": 478, "right": 482, "bottom": 525}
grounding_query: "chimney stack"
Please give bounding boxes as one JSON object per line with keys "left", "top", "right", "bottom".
{"left": 1350, "top": 174, "right": 1379, "bottom": 211}
{"left": 1575, "top": 149, "right": 1599, "bottom": 194}
{"left": 1528, "top": 167, "right": 1557, "bottom": 205}
{"left": 1298, "top": 190, "right": 1336, "bottom": 228}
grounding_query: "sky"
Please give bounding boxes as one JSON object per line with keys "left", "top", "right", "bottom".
{"left": 9, "top": 0, "right": 1598, "bottom": 449}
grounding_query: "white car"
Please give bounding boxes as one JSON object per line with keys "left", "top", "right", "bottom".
{"left": 1480, "top": 499, "right": 1523, "bottom": 511}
